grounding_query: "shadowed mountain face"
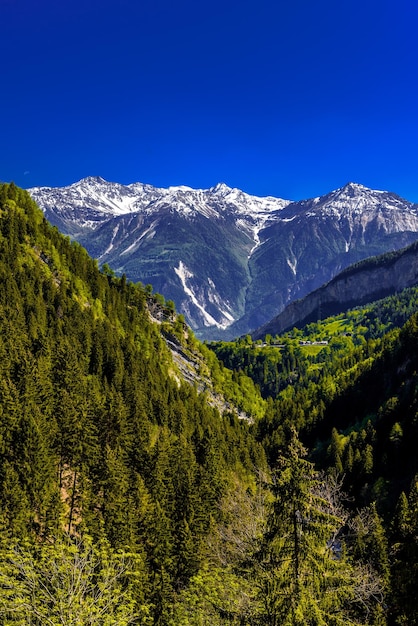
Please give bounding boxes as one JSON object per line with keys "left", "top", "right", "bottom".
{"left": 252, "top": 241, "right": 418, "bottom": 339}
{"left": 30, "top": 178, "right": 418, "bottom": 339}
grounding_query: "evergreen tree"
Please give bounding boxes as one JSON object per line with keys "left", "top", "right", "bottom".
{"left": 255, "top": 427, "right": 385, "bottom": 625}
{"left": 390, "top": 476, "right": 418, "bottom": 625}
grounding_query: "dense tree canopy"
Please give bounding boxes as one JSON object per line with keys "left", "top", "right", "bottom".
{"left": 1, "top": 183, "right": 418, "bottom": 624}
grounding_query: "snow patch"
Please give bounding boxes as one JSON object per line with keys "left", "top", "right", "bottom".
{"left": 281, "top": 215, "right": 297, "bottom": 222}
{"left": 175, "top": 262, "right": 235, "bottom": 328}
{"left": 99, "top": 224, "right": 121, "bottom": 259}
{"left": 175, "top": 262, "right": 220, "bottom": 327}
{"left": 119, "top": 225, "right": 156, "bottom": 256}
{"left": 287, "top": 257, "right": 297, "bottom": 275}
{"left": 207, "top": 278, "right": 235, "bottom": 323}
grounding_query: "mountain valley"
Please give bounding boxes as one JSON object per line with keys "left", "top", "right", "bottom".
{"left": 2, "top": 182, "right": 418, "bottom": 623}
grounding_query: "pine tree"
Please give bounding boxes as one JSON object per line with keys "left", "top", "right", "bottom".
{"left": 255, "top": 427, "right": 385, "bottom": 625}
{"left": 329, "top": 427, "right": 344, "bottom": 474}
{"left": 390, "top": 476, "right": 418, "bottom": 625}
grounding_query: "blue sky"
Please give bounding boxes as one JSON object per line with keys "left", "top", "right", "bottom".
{"left": 2, "top": 0, "right": 418, "bottom": 201}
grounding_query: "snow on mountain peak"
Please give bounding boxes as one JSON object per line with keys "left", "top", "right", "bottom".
{"left": 336, "top": 182, "right": 389, "bottom": 199}
{"left": 30, "top": 177, "right": 417, "bottom": 249}
{"left": 210, "top": 182, "right": 233, "bottom": 195}
{"left": 29, "top": 177, "right": 291, "bottom": 229}
{"left": 167, "top": 185, "right": 194, "bottom": 193}
{"left": 77, "top": 175, "right": 107, "bottom": 186}
{"left": 298, "top": 181, "right": 416, "bottom": 221}
{"left": 342, "top": 182, "right": 371, "bottom": 192}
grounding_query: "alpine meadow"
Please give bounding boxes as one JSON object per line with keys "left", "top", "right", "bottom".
{"left": 2, "top": 182, "right": 418, "bottom": 625}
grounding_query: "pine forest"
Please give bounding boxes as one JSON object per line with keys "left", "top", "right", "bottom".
{"left": 1, "top": 182, "right": 418, "bottom": 625}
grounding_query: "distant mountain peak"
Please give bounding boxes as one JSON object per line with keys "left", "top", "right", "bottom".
{"left": 210, "top": 182, "right": 233, "bottom": 194}
{"left": 335, "top": 182, "right": 388, "bottom": 198}
{"left": 75, "top": 175, "right": 108, "bottom": 186}
{"left": 294, "top": 181, "right": 417, "bottom": 222}
{"left": 342, "top": 182, "right": 371, "bottom": 192}
{"left": 167, "top": 184, "right": 194, "bottom": 193}
{"left": 29, "top": 178, "right": 418, "bottom": 339}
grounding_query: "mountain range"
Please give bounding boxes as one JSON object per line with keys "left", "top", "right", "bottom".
{"left": 29, "top": 177, "right": 418, "bottom": 339}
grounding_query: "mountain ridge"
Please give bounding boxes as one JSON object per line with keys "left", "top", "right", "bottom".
{"left": 29, "top": 177, "right": 289, "bottom": 232}
{"left": 252, "top": 239, "right": 418, "bottom": 339}
{"left": 29, "top": 178, "right": 418, "bottom": 339}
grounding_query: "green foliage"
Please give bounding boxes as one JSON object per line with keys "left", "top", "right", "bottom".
{"left": 0, "top": 184, "right": 266, "bottom": 622}
{"left": 255, "top": 428, "right": 385, "bottom": 625}
{"left": 390, "top": 475, "right": 418, "bottom": 624}
{"left": 198, "top": 341, "right": 266, "bottom": 418}
{"left": 206, "top": 279, "right": 418, "bottom": 623}
{"left": 171, "top": 566, "right": 257, "bottom": 625}
{"left": 2, "top": 183, "right": 418, "bottom": 623}
{"left": 0, "top": 533, "right": 146, "bottom": 625}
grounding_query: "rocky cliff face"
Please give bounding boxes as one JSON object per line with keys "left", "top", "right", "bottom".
{"left": 29, "top": 178, "right": 418, "bottom": 339}
{"left": 253, "top": 241, "right": 418, "bottom": 339}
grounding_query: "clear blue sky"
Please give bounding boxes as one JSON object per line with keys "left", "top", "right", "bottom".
{"left": 2, "top": 0, "right": 418, "bottom": 201}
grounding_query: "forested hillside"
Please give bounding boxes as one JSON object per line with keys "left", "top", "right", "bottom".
{"left": 210, "top": 290, "right": 418, "bottom": 625}
{"left": 1, "top": 183, "right": 418, "bottom": 624}
{"left": 0, "top": 183, "right": 266, "bottom": 623}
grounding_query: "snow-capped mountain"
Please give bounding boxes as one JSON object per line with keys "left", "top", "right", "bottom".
{"left": 280, "top": 182, "right": 418, "bottom": 226}
{"left": 30, "top": 176, "right": 288, "bottom": 237}
{"left": 29, "top": 178, "right": 418, "bottom": 339}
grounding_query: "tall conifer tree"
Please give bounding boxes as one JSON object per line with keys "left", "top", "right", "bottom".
{"left": 256, "top": 427, "right": 385, "bottom": 625}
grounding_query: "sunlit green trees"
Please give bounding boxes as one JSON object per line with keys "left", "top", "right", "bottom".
{"left": 390, "top": 476, "right": 418, "bottom": 625}
{"left": 256, "top": 428, "right": 386, "bottom": 625}
{"left": 0, "top": 534, "right": 148, "bottom": 625}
